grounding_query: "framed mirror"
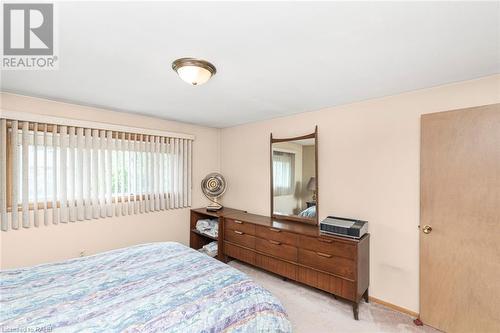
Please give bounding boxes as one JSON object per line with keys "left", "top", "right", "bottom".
{"left": 270, "top": 127, "right": 318, "bottom": 225}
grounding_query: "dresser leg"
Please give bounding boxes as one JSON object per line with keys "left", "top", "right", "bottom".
{"left": 352, "top": 302, "right": 359, "bottom": 320}
{"left": 363, "top": 289, "right": 369, "bottom": 303}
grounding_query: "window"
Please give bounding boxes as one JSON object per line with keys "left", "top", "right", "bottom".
{"left": 273, "top": 150, "right": 295, "bottom": 196}
{"left": 0, "top": 118, "right": 193, "bottom": 231}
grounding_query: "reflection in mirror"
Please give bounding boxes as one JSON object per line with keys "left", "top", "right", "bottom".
{"left": 272, "top": 138, "right": 316, "bottom": 221}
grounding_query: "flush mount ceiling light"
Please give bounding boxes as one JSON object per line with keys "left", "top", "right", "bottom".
{"left": 172, "top": 58, "right": 216, "bottom": 86}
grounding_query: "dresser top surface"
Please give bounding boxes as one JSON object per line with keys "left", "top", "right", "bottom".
{"left": 191, "top": 207, "right": 368, "bottom": 243}
{"left": 226, "top": 211, "right": 317, "bottom": 234}
{"left": 223, "top": 210, "right": 368, "bottom": 243}
{"left": 190, "top": 207, "right": 246, "bottom": 218}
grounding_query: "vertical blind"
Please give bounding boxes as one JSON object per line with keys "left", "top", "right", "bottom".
{"left": 0, "top": 118, "right": 193, "bottom": 231}
{"left": 273, "top": 151, "right": 295, "bottom": 196}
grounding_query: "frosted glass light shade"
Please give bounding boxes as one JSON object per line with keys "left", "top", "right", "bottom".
{"left": 172, "top": 58, "right": 216, "bottom": 86}
{"left": 177, "top": 66, "right": 212, "bottom": 85}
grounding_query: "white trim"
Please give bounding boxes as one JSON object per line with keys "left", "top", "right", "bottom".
{"left": 273, "top": 147, "right": 297, "bottom": 155}
{"left": 0, "top": 109, "right": 195, "bottom": 141}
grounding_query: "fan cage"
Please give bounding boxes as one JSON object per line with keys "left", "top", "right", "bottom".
{"left": 201, "top": 173, "right": 226, "bottom": 199}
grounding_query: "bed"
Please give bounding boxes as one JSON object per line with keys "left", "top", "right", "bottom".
{"left": 0, "top": 242, "right": 292, "bottom": 333}
{"left": 298, "top": 205, "right": 316, "bottom": 218}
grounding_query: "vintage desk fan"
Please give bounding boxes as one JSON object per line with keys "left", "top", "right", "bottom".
{"left": 201, "top": 173, "right": 226, "bottom": 211}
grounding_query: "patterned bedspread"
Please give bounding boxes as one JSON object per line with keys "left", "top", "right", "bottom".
{"left": 0, "top": 242, "right": 292, "bottom": 333}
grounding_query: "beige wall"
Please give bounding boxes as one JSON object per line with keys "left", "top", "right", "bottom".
{"left": 0, "top": 92, "right": 220, "bottom": 269}
{"left": 301, "top": 145, "right": 315, "bottom": 204}
{"left": 220, "top": 75, "right": 500, "bottom": 312}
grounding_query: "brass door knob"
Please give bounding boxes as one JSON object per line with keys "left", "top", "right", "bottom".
{"left": 422, "top": 225, "right": 432, "bottom": 234}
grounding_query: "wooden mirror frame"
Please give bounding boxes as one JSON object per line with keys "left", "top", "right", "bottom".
{"left": 270, "top": 126, "right": 318, "bottom": 225}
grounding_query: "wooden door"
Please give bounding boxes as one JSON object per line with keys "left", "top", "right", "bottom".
{"left": 420, "top": 104, "right": 500, "bottom": 332}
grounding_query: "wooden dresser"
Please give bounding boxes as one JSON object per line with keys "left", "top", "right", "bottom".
{"left": 190, "top": 207, "right": 369, "bottom": 320}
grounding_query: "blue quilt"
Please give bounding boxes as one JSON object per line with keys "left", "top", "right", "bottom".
{"left": 299, "top": 205, "right": 316, "bottom": 218}
{"left": 0, "top": 242, "right": 292, "bottom": 332}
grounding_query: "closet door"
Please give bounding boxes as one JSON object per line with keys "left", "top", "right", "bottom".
{"left": 420, "top": 104, "right": 500, "bottom": 332}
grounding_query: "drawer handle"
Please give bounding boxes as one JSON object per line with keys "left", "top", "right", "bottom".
{"left": 317, "top": 238, "right": 333, "bottom": 243}
{"left": 234, "top": 230, "right": 244, "bottom": 235}
{"left": 269, "top": 228, "right": 281, "bottom": 232}
{"left": 269, "top": 240, "right": 281, "bottom": 245}
{"left": 234, "top": 220, "right": 243, "bottom": 224}
{"left": 316, "top": 252, "right": 332, "bottom": 258}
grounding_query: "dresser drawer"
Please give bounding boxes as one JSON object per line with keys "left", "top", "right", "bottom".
{"left": 298, "top": 266, "right": 355, "bottom": 301}
{"left": 255, "top": 225, "right": 298, "bottom": 246}
{"left": 298, "top": 248, "right": 355, "bottom": 279}
{"left": 225, "top": 218, "right": 256, "bottom": 235}
{"left": 225, "top": 229, "right": 256, "bottom": 249}
{"left": 299, "top": 235, "right": 356, "bottom": 260}
{"left": 255, "top": 237, "right": 298, "bottom": 262}
{"left": 224, "top": 243, "right": 256, "bottom": 265}
{"left": 256, "top": 254, "right": 297, "bottom": 280}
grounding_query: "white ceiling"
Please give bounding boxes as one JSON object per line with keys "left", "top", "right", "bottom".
{"left": 1, "top": 1, "right": 499, "bottom": 128}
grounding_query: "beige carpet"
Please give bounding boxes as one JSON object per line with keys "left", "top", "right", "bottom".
{"left": 228, "top": 260, "right": 440, "bottom": 333}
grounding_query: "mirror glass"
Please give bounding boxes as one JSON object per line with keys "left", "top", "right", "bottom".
{"left": 272, "top": 137, "right": 317, "bottom": 222}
